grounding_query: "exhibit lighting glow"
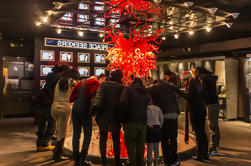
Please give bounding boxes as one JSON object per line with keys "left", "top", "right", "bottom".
{"left": 206, "top": 27, "right": 212, "bottom": 32}
{"left": 99, "top": 33, "right": 104, "bottom": 37}
{"left": 161, "top": 36, "right": 166, "bottom": 40}
{"left": 78, "top": 31, "right": 84, "bottom": 36}
{"left": 174, "top": 34, "right": 179, "bottom": 39}
{"left": 35, "top": 21, "right": 42, "bottom": 26}
{"left": 42, "top": 16, "right": 48, "bottom": 23}
{"left": 56, "top": 28, "right": 62, "bottom": 34}
{"left": 188, "top": 30, "right": 194, "bottom": 35}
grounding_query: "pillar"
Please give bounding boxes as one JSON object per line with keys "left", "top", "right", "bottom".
{"left": 225, "top": 58, "right": 239, "bottom": 120}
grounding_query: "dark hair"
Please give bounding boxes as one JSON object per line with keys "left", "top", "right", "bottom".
{"left": 164, "top": 69, "right": 172, "bottom": 76}
{"left": 58, "top": 69, "right": 78, "bottom": 91}
{"left": 196, "top": 67, "right": 212, "bottom": 75}
{"left": 131, "top": 77, "right": 144, "bottom": 87}
{"left": 109, "top": 70, "right": 123, "bottom": 83}
{"left": 57, "top": 65, "right": 70, "bottom": 73}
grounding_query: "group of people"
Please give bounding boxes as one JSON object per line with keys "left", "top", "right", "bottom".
{"left": 35, "top": 64, "right": 220, "bottom": 166}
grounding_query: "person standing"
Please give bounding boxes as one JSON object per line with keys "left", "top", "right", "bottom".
{"left": 90, "top": 70, "right": 124, "bottom": 166}
{"left": 70, "top": 74, "right": 106, "bottom": 166}
{"left": 120, "top": 78, "right": 149, "bottom": 166}
{"left": 147, "top": 71, "right": 180, "bottom": 166}
{"left": 146, "top": 97, "right": 163, "bottom": 166}
{"left": 195, "top": 67, "right": 220, "bottom": 156}
{"left": 36, "top": 65, "right": 69, "bottom": 151}
{"left": 51, "top": 69, "right": 78, "bottom": 162}
{"left": 181, "top": 71, "right": 209, "bottom": 161}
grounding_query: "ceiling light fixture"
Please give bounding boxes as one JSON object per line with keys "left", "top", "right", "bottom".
{"left": 56, "top": 28, "right": 62, "bottom": 34}
{"left": 231, "top": 13, "right": 240, "bottom": 19}
{"left": 174, "top": 34, "right": 179, "bottom": 39}
{"left": 99, "top": 33, "right": 104, "bottom": 37}
{"left": 46, "top": 10, "right": 54, "bottom": 16}
{"left": 35, "top": 21, "right": 42, "bottom": 26}
{"left": 206, "top": 27, "right": 212, "bottom": 32}
{"left": 161, "top": 36, "right": 166, "bottom": 40}
{"left": 208, "top": 8, "right": 218, "bottom": 15}
{"left": 42, "top": 16, "right": 48, "bottom": 23}
{"left": 78, "top": 31, "right": 84, "bottom": 37}
{"left": 188, "top": 30, "right": 194, "bottom": 35}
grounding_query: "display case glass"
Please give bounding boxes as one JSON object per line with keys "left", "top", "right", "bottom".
{"left": 94, "top": 54, "right": 106, "bottom": 63}
{"left": 60, "top": 51, "right": 73, "bottom": 62}
{"left": 78, "top": 67, "right": 90, "bottom": 77}
{"left": 94, "top": 67, "right": 105, "bottom": 76}
{"left": 78, "top": 53, "right": 90, "bottom": 63}
{"left": 40, "top": 50, "right": 55, "bottom": 61}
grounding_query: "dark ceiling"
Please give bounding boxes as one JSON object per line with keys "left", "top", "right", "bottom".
{"left": 0, "top": 0, "right": 251, "bottom": 52}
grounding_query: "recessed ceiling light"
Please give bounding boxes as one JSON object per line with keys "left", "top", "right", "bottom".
{"left": 78, "top": 31, "right": 84, "bottom": 36}
{"left": 56, "top": 28, "right": 62, "bottom": 34}
{"left": 206, "top": 27, "right": 212, "bottom": 32}
{"left": 174, "top": 34, "right": 179, "bottom": 39}
{"left": 188, "top": 30, "right": 194, "bottom": 35}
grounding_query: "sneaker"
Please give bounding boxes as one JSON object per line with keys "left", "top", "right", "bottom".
{"left": 209, "top": 151, "right": 217, "bottom": 156}
{"left": 171, "top": 162, "right": 180, "bottom": 166}
{"left": 37, "top": 144, "right": 55, "bottom": 152}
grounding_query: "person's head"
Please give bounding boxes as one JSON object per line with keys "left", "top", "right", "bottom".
{"left": 90, "top": 76, "right": 98, "bottom": 81}
{"left": 55, "top": 65, "right": 70, "bottom": 77}
{"left": 164, "top": 69, "right": 173, "bottom": 81}
{"left": 131, "top": 77, "right": 144, "bottom": 87}
{"left": 181, "top": 71, "right": 192, "bottom": 85}
{"left": 110, "top": 70, "right": 123, "bottom": 83}
{"left": 98, "top": 74, "right": 107, "bottom": 83}
{"left": 195, "top": 66, "right": 212, "bottom": 79}
{"left": 58, "top": 69, "right": 78, "bottom": 91}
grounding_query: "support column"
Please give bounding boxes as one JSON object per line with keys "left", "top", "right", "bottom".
{"left": 0, "top": 41, "right": 4, "bottom": 119}
{"left": 225, "top": 58, "right": 239, "bottom": 120}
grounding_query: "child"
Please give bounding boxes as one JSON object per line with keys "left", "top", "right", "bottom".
{"left": 146, "top": 96, "right": 163, "bottom": 166}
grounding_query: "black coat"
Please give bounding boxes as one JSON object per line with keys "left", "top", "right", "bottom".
{"left": 120, "top": 85, "right": 149, "bottom": 125}
{"left": 147, "top": 80, "right": 180, "bottom": 115}
{"left": 202, "top": 75, "right": 218, "bottom": 105}
{"left": 91, "top": 81, "right": 124, "bottom": 130}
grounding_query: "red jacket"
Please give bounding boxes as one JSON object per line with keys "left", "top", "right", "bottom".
{"left": 70, "top": 79, "right": 100, "bottom": 103}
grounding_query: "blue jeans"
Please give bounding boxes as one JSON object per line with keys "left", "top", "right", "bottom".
{"left": 72, "top": 110, "right": 92, "bottom": 155}
{"left": 36, "top": 106, "right": 56, "bottom": 147}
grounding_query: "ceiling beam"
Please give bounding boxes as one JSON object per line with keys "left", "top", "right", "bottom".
{"left": 158, "top": 37, "right": 251, "bottom": 59}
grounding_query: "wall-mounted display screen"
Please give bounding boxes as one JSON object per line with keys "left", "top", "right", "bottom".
{"left": 79, "top": 3, "right": 89, "bottom": 10}
{"left": 60, "top": 12, "right": 73, "bottom": 22}
{"left": 60, "top": 51, "right": 73, "bottom": 62}
{"left": 40, "top": 50, "right": 55, "bottom": 61}
{"left": 95, "top": 54, "right": 106, "bottom": 63}
{"left": 77, "top": 14, "right": 90, "bottom": 24}
{"left": 78, "top": 53, "right": 90, "bottom": 63}
{"left": 95, "top": 18, "right": 105, "bottom": 26}
{"left": 40, "top": 65, "right": 54, "bottom": 76}
{"left": 95, "top": 67, "right": 105, "bottom": 76}
{"left": 78, "top": 67, "right": 90, "bottom": 77}
{"left": 94, "top": 5, "right": 104, "bottom": 11}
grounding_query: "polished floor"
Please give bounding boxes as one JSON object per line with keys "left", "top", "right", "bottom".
{"left": 0, "top": 117, "right": 250, "bottom": 166}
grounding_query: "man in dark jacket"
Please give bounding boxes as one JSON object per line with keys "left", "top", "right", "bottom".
{"left": 196, "top": 67, "right": 220, "bottom": 156}
{"left": 36, "top": 65, "right": 69, "bottom": 151}
{"left": 90, "top": 70, "right": 124, "bottom": 166}
{"left": 120, "top": 78, "right": 149, "bottom": 166}
{"left": 70, "top": 74, "right": 106, "bottom": 166}
{"left": 147, "top": 71, "right": 180, "bottom": 166}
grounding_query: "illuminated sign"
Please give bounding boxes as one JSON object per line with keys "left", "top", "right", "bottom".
{"left": 45, "top": 38, "right": 112, "bottom": 50}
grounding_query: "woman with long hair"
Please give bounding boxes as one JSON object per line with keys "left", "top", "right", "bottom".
{"left": 51, "top": 68, "right": 79, "bottom": 162}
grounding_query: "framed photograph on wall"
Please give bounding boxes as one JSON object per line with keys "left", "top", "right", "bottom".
{"left": 78, "top": 53, "right": 90, "bottom": 63}
{"left": 40, "top": 65, "right": 54, "bottom": 76}
{"left": 40, "top": 50, "right": 55, "bottom": 61}
{"left": 94, "top": 67, "right": 105, "bottom": 76}
{"left": 78, "top": 67, "right": 90, "bottom": 77}
{"left": 60, "top": 51, "right": 73, "bottom": 62}
{"left": 94, "top": 54, "right": 106, "bottom": 64}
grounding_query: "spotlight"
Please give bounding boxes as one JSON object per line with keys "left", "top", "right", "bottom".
{"left": 53, "top": 2, "right": 64, "bottom": 10}
{"left": 188, "top": 30, "right": 194, "bottom": 35}
{"left": 174, "top": 34, "right": 179, "bottom": 39}
{"left": 225, "top": 22, "right": 233, "bottom": 28}
{"left": 206, "top": 27, "right": 212, "bottom": 32}
{"left": 56, "top": 28, "right": 62, "bottom": 34}
{"left": 99, "top": 33, "right": 104, "bottom": 37}
{"left": 78, "top": 31, "right": 84, "bottom": 37}
{"left": 208, "top": 8, "right": 218, "bottom": 15}
{"left": 231, "top": 13, "right": 240, "bottom": 19}
{"left": 35, "top": 21, "right": 42, "bottom": 26}
{"left": 161, "top": 36, "right": 166, "bottom": 40}
{"left": 42, "top": 16, "right": 48, "bottom": 23}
